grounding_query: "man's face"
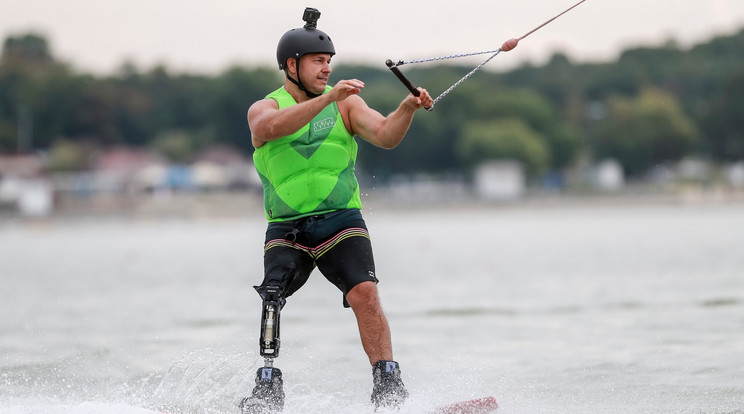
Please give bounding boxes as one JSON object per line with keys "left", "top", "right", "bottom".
{"left": 297, "top": 53, "right": 332, "bottom": 94}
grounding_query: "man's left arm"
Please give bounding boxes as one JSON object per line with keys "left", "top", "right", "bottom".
{"left": 349, "top": 88, "right": 433, "bottom": 149}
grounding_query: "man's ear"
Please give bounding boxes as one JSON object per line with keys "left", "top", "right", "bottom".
{"left": 286, "top": 57, "right": 298, "bottom": 76}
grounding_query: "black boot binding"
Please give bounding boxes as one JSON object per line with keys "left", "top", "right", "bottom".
{"left": 371, "top": 360, "right": 409, "bottom": 410}
{"left": 239, "top": 366, "right": 285, "bottom": 414}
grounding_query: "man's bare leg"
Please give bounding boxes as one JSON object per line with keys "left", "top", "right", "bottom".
{"left": 345, "top": 281, "right": 393, "bottom": 364}
{"left": 346, "top": 281, "right": 408, "bottom": 408}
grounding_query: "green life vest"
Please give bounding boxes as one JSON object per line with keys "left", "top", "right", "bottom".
{"left": 253, "top": 86, "right": 363, "bottom": 222}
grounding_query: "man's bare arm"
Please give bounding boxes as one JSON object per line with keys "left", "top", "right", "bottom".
{"left": 248, "top": 79, "right": 365, "bottom": 148}
{"left": 349, "top": 88, "right": 433, "bottom": 149}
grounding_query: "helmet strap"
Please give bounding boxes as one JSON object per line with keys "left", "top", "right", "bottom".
{"left": 286, "top": 58, "right": 321, "bottom": 98}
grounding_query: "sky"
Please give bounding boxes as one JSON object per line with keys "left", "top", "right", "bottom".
{"left": 2, "top": 0, "right": 744, "bottom": 75}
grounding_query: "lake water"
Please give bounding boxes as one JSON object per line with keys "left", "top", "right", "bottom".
{"left": 1, "top": 201, "right": 743, "bottom": 414}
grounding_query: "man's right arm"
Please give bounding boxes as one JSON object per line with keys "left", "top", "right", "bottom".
{"left": 248, "top": 79, "right": 365, "bottom": 148}
{"left": 248, "top": 94, "right": 334, "bottom": 148}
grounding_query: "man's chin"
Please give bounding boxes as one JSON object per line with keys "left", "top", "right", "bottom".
{"left": 310, "top": 86, "right": 326, "bottom": 95}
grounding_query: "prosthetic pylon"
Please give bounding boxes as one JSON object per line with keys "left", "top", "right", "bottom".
{"left": 260, "top": 285, "right": 282, "bottom": 360}
{"left": 240, "top": 285, "right": 285, "bottom": 413}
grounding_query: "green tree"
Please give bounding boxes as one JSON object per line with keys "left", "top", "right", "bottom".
{"left": 208, "top": 66, "right": 281, "bottom": 154}
{"left": 458, "top": 86, "right": 581, "bottom": 171}
{"left": 0, "top": 32, "right": 81, "bottom": 151}
{"left": 592, "top": 88, "right": 700, "bottom": 176}
{"left": 457, "top": 118, "right": 550, "bottom": 176}
{"left": 2, "top": 33, "right": 53, "bottom": 65}
{"left": 151, "top": 130, "right": 209, "bottom": 163}
{"left": 703, "top": 69, "right": 744, "bottom": 161}
{"left": 46, "top": 139, "right": 94, "bottom": 171}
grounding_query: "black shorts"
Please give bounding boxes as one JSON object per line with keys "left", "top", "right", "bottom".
{"left": 255, "top": 209, "right": 378, "bottom": 308}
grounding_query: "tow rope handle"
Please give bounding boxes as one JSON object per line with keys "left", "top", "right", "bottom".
{"left": 383, "top": 0, "right": 589, "bottom": 112}
{"left": 385, "top": 59, "right": 432, "bottom": 112}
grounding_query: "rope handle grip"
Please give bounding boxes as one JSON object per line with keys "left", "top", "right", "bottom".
{"left": 386, "top": 59, "right": 432, "bottom": 111}
{"left": 386, "top": 59, "right": 420, "bottom": 96}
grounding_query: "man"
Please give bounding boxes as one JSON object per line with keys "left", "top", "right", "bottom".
{"left": 239, "top": 7, "right": 433, "bottom": 413}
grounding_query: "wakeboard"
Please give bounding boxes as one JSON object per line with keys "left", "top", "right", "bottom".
{"left": 429, "top": 396, "right": 498, "bottom": 414}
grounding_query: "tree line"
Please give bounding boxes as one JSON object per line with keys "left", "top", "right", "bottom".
{"left": 1, "top": 29, "right": 742, "bottom": 180}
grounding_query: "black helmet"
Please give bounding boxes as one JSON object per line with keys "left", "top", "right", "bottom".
{"left": 276, "top": 7, "right": 336, "bottom": 70}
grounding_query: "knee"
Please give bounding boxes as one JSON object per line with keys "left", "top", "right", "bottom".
{"left": 346, "top": 281, "right": 380, "bottom": 310}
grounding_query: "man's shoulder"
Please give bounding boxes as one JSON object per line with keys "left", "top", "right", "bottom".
{"left": 250, "top": 87, "right": 285, "bottom": 110}
{"left": 249, "top": 96, "right": 279, "bottom": 115}
{"left": 266, "top": 86, "right": 288, "bottom": 98}
{"left": 265, "top": 86, "right": 299, "bottom": 109}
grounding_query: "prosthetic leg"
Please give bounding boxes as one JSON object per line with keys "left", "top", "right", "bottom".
{"left": 240, "top": 286, "right": 285, "bottom": 414}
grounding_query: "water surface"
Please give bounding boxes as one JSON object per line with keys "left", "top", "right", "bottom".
{"left": 1, "top": 203, "right": 743, "bottom": 413}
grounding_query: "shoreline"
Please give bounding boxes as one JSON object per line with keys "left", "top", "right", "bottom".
{"left": 2, "top": 186, "right": 743, "bottom": 223}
